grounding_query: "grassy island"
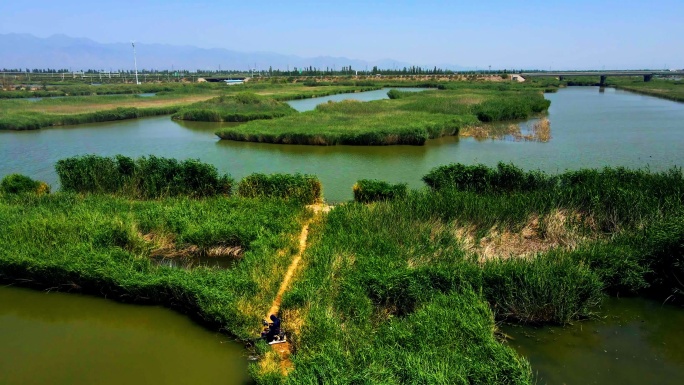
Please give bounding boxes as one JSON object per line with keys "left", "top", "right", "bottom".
{"left": 2, "top": 156, "right": 683, "bottom": 384}
{"left": 172, "top": 93, "right": 297, "bottom": 122}
{"left": 216, "top": 86, "right": 551, "bottom": 145}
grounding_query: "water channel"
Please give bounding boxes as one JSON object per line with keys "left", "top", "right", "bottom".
{"left": 1, "top": 86, "right": 684, "bottom": 383}
{"left": 0, "top": 286, "right": 251, "bottom": 385}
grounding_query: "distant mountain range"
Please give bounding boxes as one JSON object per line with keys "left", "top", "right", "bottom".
{"left": 0, "top": 33, "right": 469, "bottom": 72}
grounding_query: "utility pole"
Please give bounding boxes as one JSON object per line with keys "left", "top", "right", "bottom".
{"left": 132, "top": 42, "right": 140, "bottom": 84}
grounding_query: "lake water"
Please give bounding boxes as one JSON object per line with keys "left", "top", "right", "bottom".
{"left": 286, "top": 87, "right": 427, "bottom": 111}
{"left": 0, "top": 286, "right": 251, "bottom": 385}
{"left": 1, "top": 87, "right": 683, "bottom": 202}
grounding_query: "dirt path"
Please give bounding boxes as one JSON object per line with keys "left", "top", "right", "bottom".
{"left": 261, "top": 204, "right": 332, "bottom": 375}
{"left": 265, "top": 223, "right": 309, "bottom": 320}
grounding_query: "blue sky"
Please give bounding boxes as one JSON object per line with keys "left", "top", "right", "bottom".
{"left": 1, "top": 0, "right": 682, "bottom": 69}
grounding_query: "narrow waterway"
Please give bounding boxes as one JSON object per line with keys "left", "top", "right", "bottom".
{"left": 1, "top": 87, "right": 683, "bottom": 202}
{"left": 502, "top": 297, "right": 684, "bottom": 385}
{"left": 0, "top": 286, "right": 251, "bottom": 385}
{"left": 286, "top": 87, "right": 427, "bottom": 111}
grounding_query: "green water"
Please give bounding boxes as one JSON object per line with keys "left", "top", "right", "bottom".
{"left": 0, "top": 286, "right": 251, "bottom": 385}
{"left": 503, "top": 297, "right": 684, "bottom": 385}
{"left": 1, "top": 87, "right": 683, "bottom": 202}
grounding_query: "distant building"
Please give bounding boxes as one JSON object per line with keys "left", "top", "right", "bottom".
{"left": 510, "top": 74, "right": 525, "bottom": 82}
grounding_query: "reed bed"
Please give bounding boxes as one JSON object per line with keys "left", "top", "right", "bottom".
{"left": 56, "top": 154, "right": 233, "bottom": 198}
{"left": 237, "top": 173, "right": 322, "bottom": 204}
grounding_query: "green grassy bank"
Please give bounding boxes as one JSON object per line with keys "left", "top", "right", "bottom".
{"left": 216, "top": 86, "right": 550, "bottom": 145}
{"left": 561, "top": 76, "right": 684, "bottom": 102}
{"left": 0, "top": 83, "right": 384, "bottom": 130}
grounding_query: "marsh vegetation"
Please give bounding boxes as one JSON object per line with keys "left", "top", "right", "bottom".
{"left": 217, "top": 84, "right": 551, "bottom": 145}
{"left": 2, "top": 156, "right": 683, "bottom": 384}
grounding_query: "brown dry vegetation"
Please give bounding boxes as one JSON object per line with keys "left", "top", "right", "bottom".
{"left": 29, "top": 95, "right": 217, "bottom": 115}
{"left": 142, "top": 232, "right": 243, "bottom": 259}
{"left": 460, "top": 118, "right": 551, "bottom": 142}
{"left": 456, "top": 209, "right": 595, "bottom": 261}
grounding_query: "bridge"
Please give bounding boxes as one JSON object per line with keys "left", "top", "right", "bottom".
{"left": 521, "top": 71, "right": 684, "bottom": 85}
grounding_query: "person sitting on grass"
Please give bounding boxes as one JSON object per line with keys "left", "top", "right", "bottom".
{"left": 261, "top": 314, "right": 281, "bottom": 342}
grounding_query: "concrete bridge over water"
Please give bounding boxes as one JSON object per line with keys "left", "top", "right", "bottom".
{"left": 521, "top": 71, "right": 684, "bottom": 85}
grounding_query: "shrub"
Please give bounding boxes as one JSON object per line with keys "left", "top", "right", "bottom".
{"left": 387, "top": 89, "right": 412, "bottom": 99}
{"left": 482, "top": 254, "right": 603, "bottom": 323}
{"left": 422, "top": 162, "right": 549, "bottom": 193}
{"left": 237, "top": 173, "right": 322, "bottom": 204}
{"left": 352, "top": 179, "right": 407, "bottom": 203}
{"left": 1, "top": 174, "right": 49, "bottom": 195}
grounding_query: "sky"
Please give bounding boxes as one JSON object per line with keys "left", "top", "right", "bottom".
{"left": 1, "top": 0, "right": 682, "bottom": 70}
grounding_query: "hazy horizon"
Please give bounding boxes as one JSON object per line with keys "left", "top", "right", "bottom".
{"left": 1, "top": 0, "right": 683, "bottom": 70}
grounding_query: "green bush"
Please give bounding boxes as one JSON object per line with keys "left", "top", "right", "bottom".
{"left": 387, "top": 89, "right": 412, "bottom": 99}
{"left": 423, "top": 162, "right": 549, "bottom": 193}
{"left": 353, "top": 179, "right": 407, "bottom": 203}
{"left": 55, "top": 155, "right": 233, "bottom": 198}
{"left": 237, "top": 173, "right": 322, "bottom": 204}
{"left": 0, "top": 174, "right": 48, "bottom": 195}
{"left": 482, "top": 255, "right": 603, "bottom": 324}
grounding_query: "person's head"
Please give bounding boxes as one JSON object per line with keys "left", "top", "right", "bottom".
{"left": 270, "top": 314, "right": 277, "bottom": 321}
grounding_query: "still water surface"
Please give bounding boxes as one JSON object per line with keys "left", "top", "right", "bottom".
{"left": 286, "top": 87, "right": 427, "bottom": 111}
{"left": 1, "top": 87, "right": 683, "bottom": 202}
{"left": 0, "top": 286, "right": 251, "bottom": 385}
{"left": 503, "top": 297, "right": 684, "bottom": 385}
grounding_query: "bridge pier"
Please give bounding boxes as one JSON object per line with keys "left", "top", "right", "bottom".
{"left": 644, "top": 74, "right": 653, "bottom": 82}
{"left": 558, "top": 76, "right": 564, "bottom": 81}
{"left": 600, "top": 75, "right": 607, "bottom": 86}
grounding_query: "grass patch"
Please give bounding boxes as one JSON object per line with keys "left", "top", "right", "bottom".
{"left": 172, "top": 93, "right": 296, "bottom": 122}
